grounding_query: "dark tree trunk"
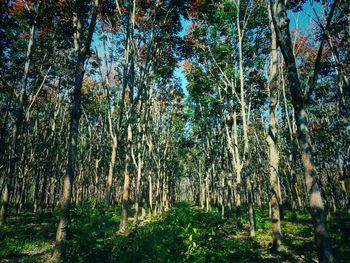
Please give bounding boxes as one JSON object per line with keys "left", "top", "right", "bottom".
{"left": 51, "top": 1, "right": 98, "bottom": 260}
{"left": 270, "top": 1, "right": 334, "bottom": 261}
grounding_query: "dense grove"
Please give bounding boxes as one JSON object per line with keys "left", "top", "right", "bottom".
{"left": 0, "top": 0, "right": 349, "bottom": 262}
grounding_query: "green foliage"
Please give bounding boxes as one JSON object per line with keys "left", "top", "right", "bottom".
{"left": 0, "top": 211, "right": 55, "bottom": 262}
{"left": 111, "top": 203, "right": 228, "bottom": 262}
{"left": 1, "top": 205, "right": 349, "bottom": 262}
{"left": 66, "top": 205, "right": 117, "bottom": 263}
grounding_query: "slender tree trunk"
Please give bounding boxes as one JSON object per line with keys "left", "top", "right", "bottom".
{"left": 105, "top": 135, "right": 117, "bottom": 206}
{"left": 233, "top": 111, "right": 243, "bottom": 228}
{"left": 119, "top": 0, "right": 135, "bottom": 233}
{"left": 270, "top": 1, "right": 333, "bottom": 261}
{"left": 205, "top": 172, "right": 210, "bottom": 212}
{"left": 33, "top": 170, "right": 40, "bottom": 213}
{"left": 39, "top": 155, "right": 49, "bottom": 214}
{"left": 134, "top": 142, "right": 143, "bottom": 224}
{"left": 120, "top": 123, "right": 132, "bottom": 232}
{"left": 0, "top": 94, "right": 12, "bottom": 171}
{"left": 104, "top": 75, "right": 120, "bottom": 206}
{"left": 247, "top": 175, "right": 255, "bottom": 237}
{"left": 51, "top": 1, "right": 98, "bottom": 260}
{"left": 148, "top": 174, "right": 153, "bottom": 215}
{"left": 267, "top": 10, "right": 282, "bottom": 251}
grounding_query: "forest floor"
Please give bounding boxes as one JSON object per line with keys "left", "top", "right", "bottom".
{"left": 0, "top": 203, "right": 349, "bottom": 263}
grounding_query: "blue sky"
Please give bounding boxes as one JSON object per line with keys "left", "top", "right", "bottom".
{"left": 175, "top": 1, "right": 323, "bottom": 96}
{"left": 289, "top": 0, "right": 322, "bottom": 33}
{"left": 174, "top": 16, "right": 191, "bottom": 96}
{"left": 91, "top": 1, "right": 322, "bottom": 96}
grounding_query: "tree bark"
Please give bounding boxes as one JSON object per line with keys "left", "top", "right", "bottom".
{"left": 120, "top": 123, "right": 132, "bottom": 232}
{"left": 270, "top": 1, "right": 333, "bottom": 261}
{"left": 247, "top": 175, "right": 255, "bottom": 237}
{"left": 267, "top": 8, "right": 282, "bottom": 251}
{"left": 51, "top": 0, "right": 98, "bottom": 260}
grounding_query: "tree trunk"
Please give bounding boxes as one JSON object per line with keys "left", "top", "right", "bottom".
{"left": 148, "top": 174, "right": 153, "bottom": 214}
{"left": 51, "top": 1, "right": 98, "bottom": 260}
{"left": 270, "top": 1, "right": 333, "bottom": 261}
{"left": 247, "top": 176, "right": 255, "bottom": 237}
{"left": 134, "top": 128, "right": 144, "bottom": 223}
{"left": 105, "top": 135, "right": 117, "bottom": 206}
{"left": 233, "top": 111, "right": 243, "bottom": 228}
{"left": 120, "top": 123, "right": 132, "bottom": 232}
{"left": 267, "top": 9, "right": 282, "bottom": 251}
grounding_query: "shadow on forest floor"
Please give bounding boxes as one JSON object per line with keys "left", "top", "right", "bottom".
{"left": 0, "top": 203, "right": 349, "bottom": 262}
{"left": 0, "top": 211, "right": 56, "bottom": 262}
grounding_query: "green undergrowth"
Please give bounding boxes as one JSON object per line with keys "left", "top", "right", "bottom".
{"left": 0, "top": 204, "right": 349, "bottom": 262}
{"left": 111, "top": 203, "right": 260, "bottom": 262}
{"left": 0, "top": 210, "right": 56, "bottom": 262}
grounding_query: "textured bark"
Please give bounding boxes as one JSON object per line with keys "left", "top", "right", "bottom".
{"left": 233, "top": 111, "right": 243, "bottom": 228}
{"left": 0, "top": 94, "right": 12, "bottom": 174}
{"left": 51, "top": 0, "right": 98, "bottom": 260}
{"left": 104, "top": 74, "right": 119, "bottom": 206}
{"left": 247, "top": 176, "right": 255, "bottom": 237}
{"left": 105, "top": 135, "right": 117, "bottom": 206}
{"left": 343, "top": 177, "right": 350, "bottom": 214}
{"left": 270, "top": 1, "right": 333, "bottom": 261}
{"left": 38, "top": 157, "right": 49, "bottom": 214}
{"left": 205, "top": 172, "right": 210, "bottom": 212}
{"left": 52, "top": 46, "right": 83, "bottom": 263}
{"left": 119, "top": 0, "right": 136, "bottom": 232}
{"left": 120, "top": 124, "right": 132, "bottom": 232}
{"left": 267, "top": 9, "right": 282, "bottom": 251}
{"left": 339, "top": 158, "right": 350, "bottom": 213}
{"left": 134, "top": 128, "right": 144, "bottom": 224}
{"left": 148, "top": 174, "right": 153, "bottom": 214}
{"left": 235, "top": 0, "right": 249, "bottom": 153}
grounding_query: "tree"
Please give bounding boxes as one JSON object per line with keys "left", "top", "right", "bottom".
{"left": 0, "top": 0, "right": 40, "bottom": 225}
{"left": 269, "top": 0, "right": 334, "bottom": 261}
{"left": 51, "top": 0, "right": 99, "bottom": 260}
{"left": 267, "top": 4, "right": 282, "bottom": 251}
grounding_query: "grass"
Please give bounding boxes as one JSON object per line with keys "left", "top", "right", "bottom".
{"left": 0, "top": 211, "right": 56, "bottom": 262}
{"left": 0, "top": 203, "right": 349, "bottom": 262}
